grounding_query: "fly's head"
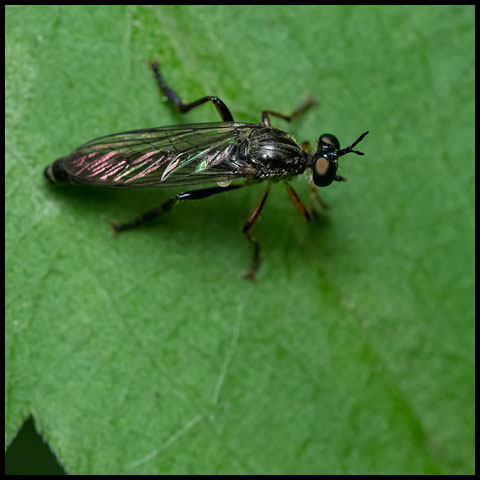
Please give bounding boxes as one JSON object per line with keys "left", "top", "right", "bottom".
{"left": 310, "top": 131, "right": 369, "bottom": 187}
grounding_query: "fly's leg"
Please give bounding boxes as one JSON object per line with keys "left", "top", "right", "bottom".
{"left": 111, "top": 184, "right": 244, "bottom": 233}
{"left": 285, "top": 182, "right": 311, "bottom": 222}
{"left": 299, "top": 140, "right": 312, "bottom": 153}
{"left": 242, "top": 185, "right": 271, "bottom": 282}
{"left": 308, "top": 181, "right": 330, "bottom": 212}
{"left": 149, "top": 61, "right": 234, "bottom": 121}
{"left": 262, "top": 95, "right": 316, "bottom": 127}
{"left": 299, "top": 140, "right": 330, "bottom": 216}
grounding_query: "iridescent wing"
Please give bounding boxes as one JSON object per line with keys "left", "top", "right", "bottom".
{"left": 60, "top": 122, "right": 261, "bottom": 187}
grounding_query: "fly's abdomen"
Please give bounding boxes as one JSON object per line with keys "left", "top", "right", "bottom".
{"left": 44, "top": 158, "right": 73, "bottom": 184}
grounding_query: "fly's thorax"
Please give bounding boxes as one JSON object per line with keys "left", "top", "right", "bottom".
{"left": 247, "top": 127, "right": 306, "bottom": 177}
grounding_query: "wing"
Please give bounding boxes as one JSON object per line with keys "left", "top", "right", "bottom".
{"left": 60, "top": 122, "right": 260, "bottom": 187}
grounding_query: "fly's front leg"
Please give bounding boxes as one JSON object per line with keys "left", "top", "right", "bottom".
{"left": 148, "top": 61, "right": 234, "bottom": 122}
{"left": 111, "top": 184, "right": 244, "bottom": 233}
{"left": 262, "top": 95, "right": 316, "bottom": 127}
{"left": 242, "top": 185, "right": 271, "bottom": 282}
{"left": 308, "top": 180, "right": 330, "bottom": 212}
{"left": 299, "top": 140, "right": 329, "bottom": 216}
{"left": 299, "top": 140, "right": 312, "bottom": 153}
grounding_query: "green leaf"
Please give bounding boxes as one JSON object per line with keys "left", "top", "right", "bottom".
{"left": 6, "top": 5, "right": 474, "bottom": 475}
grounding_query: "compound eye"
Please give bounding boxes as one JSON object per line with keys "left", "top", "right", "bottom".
{"left": 319, "top": 133, "right": 340, "bottom": 150}
{"left": 313, "top": 156, "right": 335, "bottom": 187}
{"left": 315, "top": 157, "right": 329, "bottom": 176}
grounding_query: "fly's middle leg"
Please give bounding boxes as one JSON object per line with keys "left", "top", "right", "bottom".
{"left": 242, "top": 185, "right": 271, "bottom": 282}
{"left": 149, "top": 61, "right": 234, "bottom": 122}
{"left": 262, "top": 95, "right": 316, "bottom": 127}
{"left": 111, "top": 184, "right": 244, "bottom": 233}
{"left": 285, "top": 182, "right": 311, "bottom": 222}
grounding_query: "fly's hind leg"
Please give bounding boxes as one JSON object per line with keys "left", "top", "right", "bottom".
{"left": 111, "top": 184, "right": 244, "bottom": 233}
{"left": 242, "top": 185, "right": 271, "bottom": 282}
{"left": 148, "top": 61, "right": 234, "bottom": 121}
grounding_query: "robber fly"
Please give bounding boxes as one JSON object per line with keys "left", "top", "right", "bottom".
{"left": 44, "top": 62, "right": 368, "bottom": 281}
